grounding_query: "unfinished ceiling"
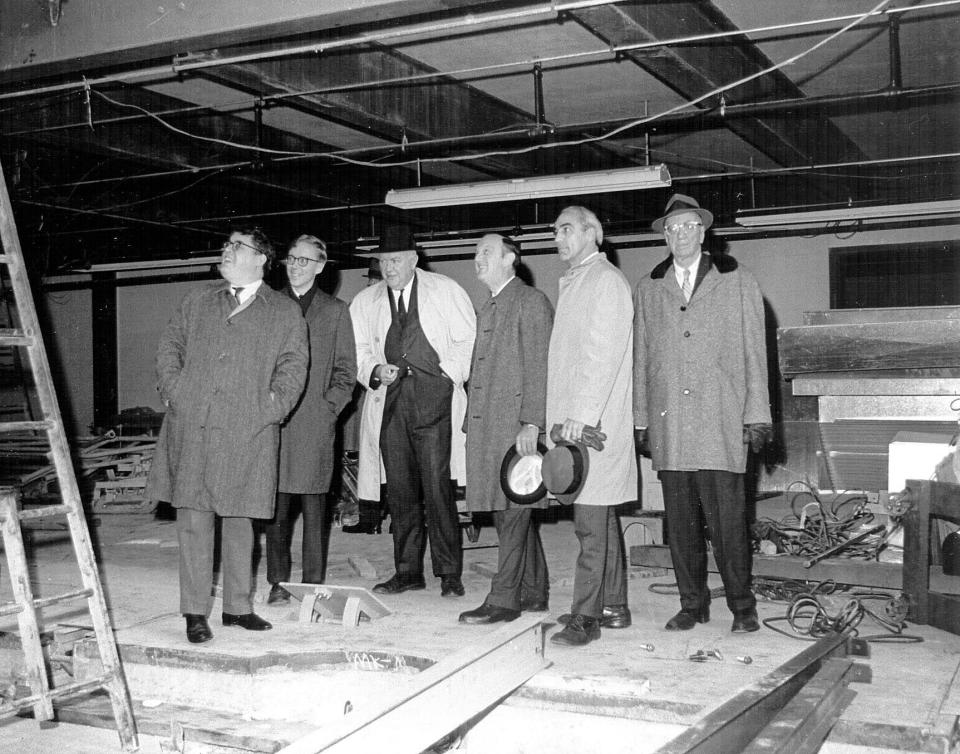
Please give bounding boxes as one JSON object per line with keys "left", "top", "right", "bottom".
{"left": 0, "top": 0, "right": 957, "bottom": 274}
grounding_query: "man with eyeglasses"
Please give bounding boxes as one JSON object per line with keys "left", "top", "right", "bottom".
{"left": 350, "top": 223, "right": 476, "bottom": 598}
{"left": 147, "top": 227, "right": 308, "bottom": 644}
{"left": 264, "top": 235, "right": 356, "bottom": 606}
{"left": 633, "top": 194, "right": 772, "bottom": 635}
{"left": 546, "top": 206, "right": 637, "bottom": 648}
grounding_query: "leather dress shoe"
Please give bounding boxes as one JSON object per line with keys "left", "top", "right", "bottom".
{"left": 222, "top": 612, "right": 272, "bottom": 631}
{"left": 184, "top": 614, "right": 212, "bottom": 644}
{"left": 372, "top": 574, "right": 426, "bottom": 595}
{"left": 519, "top": 597, "right": 548, "bottom": 613}
{"left": 558, "top": 604, "right": 632, "bottom": 629}
{"left": 440, "top": 575, "right": 465, "bottom": 597}
{"left": 550, "top": 614, "right": 601, "bottom": 647}
{"left": 267, "top": 583, "right": 290, "bottom": 605}
{"left": 731, "top": 608, "right": 760, "bottom": 633}
{"left": 665, "top": 606, "right": 710, "bottom": 631}
{"left": 459, "top": 603, "right": 520, "bottom": 625}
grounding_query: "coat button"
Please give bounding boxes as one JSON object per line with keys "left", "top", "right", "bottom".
{"left": 680, "top": 306, "right": 687, "bottom": 312}
{"left": 682, "top": 389, "right": 691, "bottom": 395}
{"left": 684, "top": 331, "right": 691, "bottom": 337}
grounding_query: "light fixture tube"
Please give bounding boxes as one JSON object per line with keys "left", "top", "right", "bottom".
{"left": 736, "top": 199, "right": 960, "bottom": 227}
{"left": 385, "top": 164, "right": 671, "bottom": 210}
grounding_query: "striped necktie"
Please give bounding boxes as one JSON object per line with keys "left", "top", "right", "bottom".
{"left": 232, "top": 286, "right": 245, "bottom": 308}
{"left": 681, "top": 269, "right": 692, "bottom": 302}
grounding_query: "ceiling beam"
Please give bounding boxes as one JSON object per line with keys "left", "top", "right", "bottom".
{"left": 569, "top": 1, "right": 867, "bottom": 167}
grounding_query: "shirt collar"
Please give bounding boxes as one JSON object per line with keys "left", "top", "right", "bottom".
{"left": 492, "top": 275, "right": 516, "bottom": 297}
{"left": 674, "top": 254, "right": 701, "bottom": 286}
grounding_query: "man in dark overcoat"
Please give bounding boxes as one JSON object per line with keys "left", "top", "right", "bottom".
{"left": 633, "top": 194, "right": 772, "bottom": 634}
{"left": 146, "top": 227, "right": 308, "bottom": 644}
{"left": 459, "top": 234, "right": 553, "bottom": 625}
{"left": 265, "top": 235, "right": 356, "bottom": 605}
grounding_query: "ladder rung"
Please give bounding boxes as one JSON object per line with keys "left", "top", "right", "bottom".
{"left": 0, "top": 254, "right": 9, "bottom": 264}
{"left": 14, "top": 504, "right": 71, "bottom": 520}
{"left": 0, "top": 587, "right": 93, "bottom": 617}
{"left": 0, "top": 329, "right": 33, "bottom": 347}
{"left": 0, "top": 675, "right": 112, "bottom": 720}
{"left": 0, "top": 420, "right": 52, "bottom": 433}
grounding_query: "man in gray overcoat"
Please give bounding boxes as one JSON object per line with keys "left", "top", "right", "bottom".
{"left": 634, "top": 194, "right": 772, "bottom": 634}
{"left": 546, "top": 207, "right": 637, "bottom": 648}
{"left": 459, "top": 234, "right": 553, "bottom": 625}
{"left": 265, "top": 235, "right": 356, "bottom": 605}
{"left": 146, "top": 227, "right": 308, "bottom": 644}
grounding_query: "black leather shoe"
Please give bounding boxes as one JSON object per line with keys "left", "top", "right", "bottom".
{"left": 440, "top": 575, "right": 465, "bottom": 598}
{"left": 665, "top": 606, "right": 710, "bottom": 631}
{"left": 342, "top": 520, "right": 382, "bottom": 535}
{"left": 459, "top": 603, "right": 520, "bottom": 625}
{"left": 222, "top": 612, "right": 272, "bottom": 631}
{"left": 550, "top": 614, "right": 600, "bottom": 647}
{"left": 267, "top": 583, "right": 290, "bottom": 605}
{"left": 185, "top": 614, "right": 212, "bottom": 644}
{"left": 731, "top": 608, "right": 760, "bottom": 633}
{"left": 558, "top": 604, "right": 632, "bottom": 629}
{"left": 520, "top": 597, "right": 548, "bottom": 613}
{"left": 372, "top": 574, "right": 426, "bottom": 595}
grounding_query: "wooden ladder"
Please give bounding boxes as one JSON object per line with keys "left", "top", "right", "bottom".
{"left": 0, "top": 162, "right": 138, "bottom": 749}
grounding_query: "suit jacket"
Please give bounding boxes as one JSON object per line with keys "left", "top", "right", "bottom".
{"left": 350, "top": 268, "right": 476, "bottom": 500}
{"left": 464, "top": 277, "right": 553, "bottom": 512}
{"left": 546, "top": 253, "right": 637, "bottom": 507}
{"left": 278, "top": 283, "right": 357, "bottom": 494}
{"left": 633, "top": 251, "right": 771, "bottom": 473}
{"left": 146, "top": 280, "right": 308, "bottom": 517}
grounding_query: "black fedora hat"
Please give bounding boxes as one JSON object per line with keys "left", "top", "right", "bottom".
{"left": 541, "top": 438, "right": 590, "bottom": 505}
{"left": 500, "top": 442, "right": 548, "bottom": 505}
{"left": 651, "top": 193, "right": 714, "bottom": 234}
{"left": 377, "top": 222, "right": 418, "bottom": 255}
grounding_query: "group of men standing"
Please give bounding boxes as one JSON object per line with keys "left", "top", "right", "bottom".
{"left": 147, "top": 191, "right": 771, "bottom": 649}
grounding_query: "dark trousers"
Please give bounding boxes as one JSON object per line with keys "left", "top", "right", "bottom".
{"left": 570, "top": 505, "right": 627, "bottom": 618}
{"left": 381, "top": 374, "right": 461, "bottom": 579}
{"left": 177, "top": 507, "right": 253, "bottom": 616}
{"left": 660, "top": 469, "right": 756, "bottom": 614}
{"left": 265, "top": 492, "right": 327, "bottom": 585}
{"left": 487, "top": 508, "right": 548, "bottom": 611}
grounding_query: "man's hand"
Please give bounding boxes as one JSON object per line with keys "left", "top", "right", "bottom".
{"left": 560, "top": 418, "right": 585, "bottom": 443}
{"left": 515, "top": 424, "right": 540, "bottom": 456}
{"left": 743, "top": 423, "right": 773, "bottom": 454}
{"left": 635, "top": 427, "right": 651, "bottom": 458}
{"left": 376, "top": 363, "right": 401, "bottom": 386}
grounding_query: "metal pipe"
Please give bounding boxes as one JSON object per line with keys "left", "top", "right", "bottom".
{"left": 888, "top": 14, "right": 903, "bottom": 90}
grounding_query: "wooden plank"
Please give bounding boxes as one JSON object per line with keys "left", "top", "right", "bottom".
{"left": 803, "top": 306, "right": 960, "bottom": 326}
{"left": 744, "top": 658, "right": 858, "bottom": 754}
{"left": 630, "top": 545, "right": 902, "bottom": 590}
{"left": 778, "top": 319, "right": 960, "bottom": 375}
{"left": 276, "top": 615, "right": 547, "bottom": 754}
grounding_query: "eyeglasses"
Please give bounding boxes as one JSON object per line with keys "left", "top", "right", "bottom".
{"left": 283, "top": 255, "right": 320, "bottom": 268}
{"left": 222, "top": 238, "right": 260, "bottom": 253}
{"left": 664, "top": 221, "right": 703, "bottom": 236}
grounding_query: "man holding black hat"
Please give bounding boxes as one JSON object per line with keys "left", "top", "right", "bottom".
{"left": 546, "top": 206, "right": 637, "bottom": 647}
{"left": 634, "top": 193, "right": 772, "bottom": 634}
{"left": 350, "top": 224, "right": 476, "bottom": 597}
{"left": 459, "top": 234, "right": 553, "bottom": 625}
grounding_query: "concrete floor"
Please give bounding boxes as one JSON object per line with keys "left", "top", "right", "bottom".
{"left": 0, "top": 504, "right": 958, "bottom": 752}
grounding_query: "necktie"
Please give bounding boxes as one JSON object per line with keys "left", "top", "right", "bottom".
{"left": 681, "top": 269, "right": 692, "bottom": 302}
{"left": 397, "top": 290, "right": 407, "bottom": 321}
{"left": 232, "top": 286, "right": 245, "bottom": 308}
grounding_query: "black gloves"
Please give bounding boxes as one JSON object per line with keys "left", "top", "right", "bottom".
{"left": 743, "top": 423, "right": 773, "bottom": 454}
{"left": 550, "top": 423, "right": 607, "bottom": 451}
{"left": 634, "top": 427, "right": 651, "bottom": 458}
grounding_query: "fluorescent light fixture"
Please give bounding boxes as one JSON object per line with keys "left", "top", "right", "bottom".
{"left": 736, "top": 199, "right": 960, "bottom": 228}
{"left": 385, "top": 164, "right": 671, "bottom": 210}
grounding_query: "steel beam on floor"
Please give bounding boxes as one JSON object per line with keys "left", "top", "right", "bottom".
{"left": 656, "top": 630, "right": 870, "bottom": 754}
{"left": 276, "top": 614, "right": 548, "bottom": 754}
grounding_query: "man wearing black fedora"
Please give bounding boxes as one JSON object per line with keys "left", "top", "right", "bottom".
{"left": 349, "top": 223, "right": 476, "bottom": 597}
{"left": 634, "top": 193, "right": 772, "bottom": 634}
{"left": 459, "top": 234, "right": 553, "bottom": 625}
{"left": 546, "top": 206, "right": 638, "bottom": 647}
